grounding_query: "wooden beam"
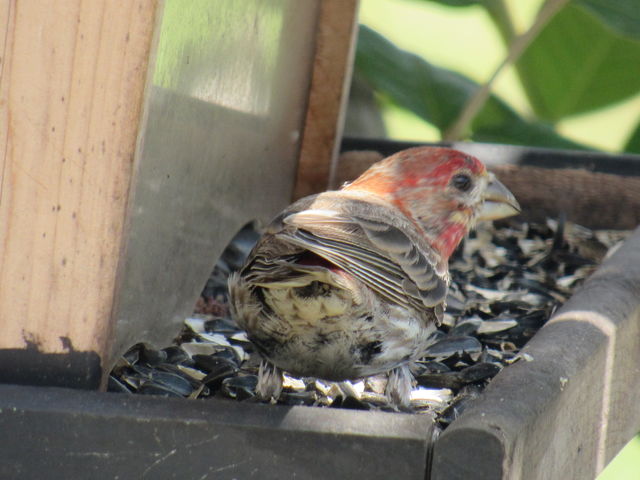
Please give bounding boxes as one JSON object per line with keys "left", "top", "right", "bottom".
{"left": 0, "top": 0, "right": 158, "bottom": 386}
{"left": 293, "top": 0, "right": 359, "bottom": 199}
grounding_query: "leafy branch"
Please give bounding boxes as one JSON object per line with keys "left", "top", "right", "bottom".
{"left": 443, "top": 0, "right": 570, "bottom": 141}
{"left": 354, "top": 0, "right": 640, "bottom": 152}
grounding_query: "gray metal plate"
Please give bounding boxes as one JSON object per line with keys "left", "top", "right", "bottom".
{"left": 110, "top": 1, "right": 320, "bottom": 370}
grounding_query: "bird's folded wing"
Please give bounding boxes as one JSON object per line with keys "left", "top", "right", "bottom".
{"left": 244, "top": 253, "right": 342, "bottom": 289}
{"left": 282, "top": 209, "right": 448, "bottom": 310}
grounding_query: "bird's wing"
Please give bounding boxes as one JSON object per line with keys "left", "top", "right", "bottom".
{"left": 281, "top": 207, "right": 448, "bottom": 312}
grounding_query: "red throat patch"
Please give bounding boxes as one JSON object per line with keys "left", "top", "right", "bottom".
{"left": 433, "top": 222, "right": 467, "bottom": 260}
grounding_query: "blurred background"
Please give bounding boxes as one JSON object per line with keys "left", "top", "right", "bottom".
{"left": 346, "top": 0, "right": 640, "bottom": 154}
{"left": 346, "top": 1, "right": 640, "bottom": 478}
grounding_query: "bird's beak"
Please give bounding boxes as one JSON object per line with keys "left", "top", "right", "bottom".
{"left": 478, "top": 174, "right": 521, "bottom": 221}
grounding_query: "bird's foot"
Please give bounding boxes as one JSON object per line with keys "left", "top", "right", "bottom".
{"left": 256, "top": 360, "right": 283, "bottom": 402}
{"left": 337, "top": 381, "right": 361, "bottom": 400}
{"left": 385, "top": 365, "right": 413, "bottom": 411}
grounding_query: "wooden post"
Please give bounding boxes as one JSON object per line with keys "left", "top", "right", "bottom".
{"left": 0, "top": 0, "right": 158, "bottom": 387}
{"left": 293, "top": 0, "right": 359, "bottom": 199}
{"left": 0, "top": 0, "right": 334, "bottom": 388}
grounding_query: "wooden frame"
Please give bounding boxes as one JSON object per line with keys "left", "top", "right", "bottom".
{"left": 293, "top": 0, "right": 359, "bottom": 199}
{"left": 0, "top": 0, "right": 359, "bottom": 388}
{"left": 0, "top": 0, "right": 158, "bottom": 386}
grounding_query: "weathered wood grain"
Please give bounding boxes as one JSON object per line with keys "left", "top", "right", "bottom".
{"left": 293, "top": 0, "right": 359, "bottom": 199}
{"left": 0, "top": 1, "right": 158, "bottom": 382}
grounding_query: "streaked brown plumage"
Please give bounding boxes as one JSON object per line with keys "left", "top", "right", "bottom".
{"left": 229, "top": 147, "right": 520, "bottom": 407}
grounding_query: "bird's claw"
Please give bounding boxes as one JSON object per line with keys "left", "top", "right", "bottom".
{"left": 256, "top": 360, "right": 283, "bottom": 402}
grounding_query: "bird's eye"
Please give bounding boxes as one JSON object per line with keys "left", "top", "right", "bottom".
{"left": 451, "top": 173, "right": 472, "bottom": 192}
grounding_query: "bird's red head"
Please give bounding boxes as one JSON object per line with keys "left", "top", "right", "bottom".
{"left": 343, "top": 147, "right": 519, "bottom": 259}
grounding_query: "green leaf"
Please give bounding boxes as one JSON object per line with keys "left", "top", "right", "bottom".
{"left": 415, "top": 0, "right": 483, "bottom": 6}
{"left": 624, "top": 121, "right": 640, "bottom": 154}
{"left": 577, "top": 0, "right": 640, "bottom": 40}
{"left": 471, "top": 97, "right": 584, "bottom": 149}
{"left": 516, "top": 4, "right": 640, "bottom": 122}
{"left": 355, "top": 25, "right": 586, "bottom": 149}
{"left": 356, "top": 26, "right": 471, "bottom": 131}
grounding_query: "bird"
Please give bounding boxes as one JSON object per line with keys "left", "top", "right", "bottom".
{"left": 228, "top": 147, "right": 520, "bottom": 407}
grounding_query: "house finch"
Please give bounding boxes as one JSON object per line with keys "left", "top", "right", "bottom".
{"left": 229, "top": 147, "right": 520, "bottom": 407}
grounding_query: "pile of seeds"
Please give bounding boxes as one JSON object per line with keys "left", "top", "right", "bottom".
{"left": 109, "top": 217, "right": 628, "bottom": 428}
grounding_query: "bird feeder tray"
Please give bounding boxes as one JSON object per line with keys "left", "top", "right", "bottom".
{"left": 342, "top": 138, "right": 640, "bottom": 480}
{"left": 1, "top": 139, "right": 639, "bottom": 479}
{"left": 2, "top": 1, "right": 640, "bottom": 477}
